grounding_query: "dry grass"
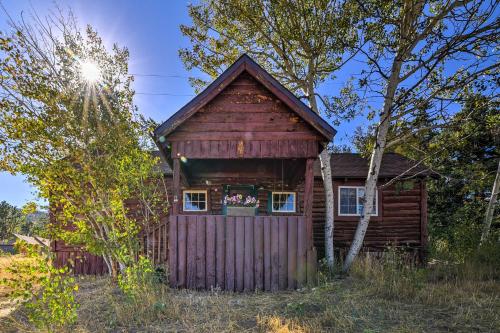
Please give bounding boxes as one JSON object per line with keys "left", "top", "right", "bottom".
{"left": 1, "top": 253, "right": 499, "bottom": 332}
{"left": 0, "top": 255, "right": 38, "bottom": 319}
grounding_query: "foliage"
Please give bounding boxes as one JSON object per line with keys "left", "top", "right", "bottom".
{"left": 0, "top": 245, "right": 79, "bottom": 331}
{"left": 0, "top": 9, "right": 167, "bottom": 275}
{"left": 117, "top": 255, "right": 159, "bottom": 299}
{"left": 0, "top": 201, "right": 23, "bottom": 240}
{"left": 350, "top": 247, "right": 427, "bottom": 299}
{"left": 179, "top": 0, "right": 359, "bottom": 112}
{"left": 391, "top": 94, "right": 499, "bottom": 259}
{"left": 0, "top": 201, "right": 48, "bottom": 241}
{"left": 340, "top": 0, "right": 499, "bottom": 271}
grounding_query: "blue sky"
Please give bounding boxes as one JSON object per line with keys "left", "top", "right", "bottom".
{"left": 0, "top": 0, "right": 364, "bottom": 208}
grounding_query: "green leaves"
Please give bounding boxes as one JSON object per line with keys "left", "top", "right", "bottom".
{"left": 0, "top": 8, "right": 167, "bottom": 278}
{"left": 0, "top": 246, "right": 79, "bottom": 331}
{"left": 179, "top": 0, "right": 360, "bottom": 117}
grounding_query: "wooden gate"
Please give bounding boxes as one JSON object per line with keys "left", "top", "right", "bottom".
{"left": 168, "top": 215, "right": 317, "bottom": 291}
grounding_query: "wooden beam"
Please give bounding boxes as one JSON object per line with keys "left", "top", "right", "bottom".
{"left": 179, "top": 163, "right": 190, "bottom": 187}
{"left": 173, "top": 158, "right": 181, "bottom": 215}
{"left": 304, "top": 158, "right": 315, "bottom": 248}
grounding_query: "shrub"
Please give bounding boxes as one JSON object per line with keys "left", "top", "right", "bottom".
{"left": 117, "top": 256, "right": 161, "bottom": 299}
{"left": 350, "top": 247, "right": 426, "bottom": 299}
{"left": 0, "top": 245, "right": 79, "bottom": 331}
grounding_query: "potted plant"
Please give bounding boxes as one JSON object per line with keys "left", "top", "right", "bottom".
{"left": 224, "top": 194, "right": 260, "bottom": 216}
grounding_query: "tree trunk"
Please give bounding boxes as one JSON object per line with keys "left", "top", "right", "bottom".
{"left": 342, "top": 58, "right": 404, "bottom": 273}
{"left": 103, "top": 255, "right": 113, "bottom": 277}
{"left": 481, "top": 159, "right": 500, "bottom": 244}
{"left": 307, "top": 90, "right": 335, "bottom": 268}
{"left": 320, "top": 149, "right": 335, "bottom": 268}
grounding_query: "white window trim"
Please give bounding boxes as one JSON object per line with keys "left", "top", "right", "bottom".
{"left": 183, "top": 190, "right": 208, "bottom": 212}
{"left": 338, "top": 186, "right": 378, "bottom": 217}
{"left": 271, "top": 191, "right": 296, "bottom": 213}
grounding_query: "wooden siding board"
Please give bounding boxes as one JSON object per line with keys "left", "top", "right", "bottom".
{"left": 206, "top": 216, "right": 216, "bottom": 289}
{"left": 270, "top": 217, "right": 280, "bottom": 291}
{"left": 168, "top": 215, "right": 178, "bottom": 287}
{"left": 186, "top": 216, "right": 197, "bottom": 289}
{"left": 263, "top": 216, "right": 272, "bottom": 291}
{"left": 278, "top": 216, "right": 288, "bottom": 290}
{"left": 235, "top": 217, "right": 245, "bottom": 292}
{"left": 225, "top": 217, "right": 235, "bottom": 291}
{"left": 244, "top": 216, "right": 255, "bottom": 291}
{"left": 177, "top": 215, "right": 187, "bottom": 288}
{"left": 215, "top": 215, "right": 225, "bottom": 288}
{"left": 254, "top": 217, "right": 264, "bottom": 290}
{"left": 287, "top": 216, "right": 298, "bottom": 289}
{"left": 196, "top": 216, "right": 207, "bottom": 289}
{"left": 297, "top": 216, "right": 307, "bottom": 287}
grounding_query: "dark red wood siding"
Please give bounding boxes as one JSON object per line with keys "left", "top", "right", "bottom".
{"left": 168, "top": 215, "right": 316, "bottom": 290}
{"left": 168, "top": 72, "right": 320, "bottom": 159}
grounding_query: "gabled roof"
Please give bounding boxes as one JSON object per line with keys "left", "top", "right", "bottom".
{"left": 153, "top": 54, "right": 336, "bottom": 141}
{"left": 313, "top": 153, "right": 436, "bottom": 178}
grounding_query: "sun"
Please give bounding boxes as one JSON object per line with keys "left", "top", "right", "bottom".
{"left": 79, "top": 60, "right": 101, "bottom": 83}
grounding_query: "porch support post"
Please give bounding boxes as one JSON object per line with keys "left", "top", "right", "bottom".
{"left": 304, "top": 158, "right": 315, "bottom": 248}
{"left": 173, "top": 158, "right": 181, "bottom": 215}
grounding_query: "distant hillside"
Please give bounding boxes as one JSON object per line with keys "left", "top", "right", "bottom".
{"left": 25, "top": 211, "right": 49, "bottom": 223}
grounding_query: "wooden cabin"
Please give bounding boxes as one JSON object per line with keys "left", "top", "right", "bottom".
{"left": 153, "top": 54, "right": 336, "bottom": 291}
{"left": 52, "top": 55, "right": 431, "bottom": 291}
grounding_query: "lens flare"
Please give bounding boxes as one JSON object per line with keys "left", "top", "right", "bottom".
{"left": 80, "top": 60, "right": 101, "bottom": 83}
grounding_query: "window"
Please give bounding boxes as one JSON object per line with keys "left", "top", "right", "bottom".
{"left": 338, "top": 186, "right": 378, "bottom": 216}
{"left": 272, "top": 192, "right": 296, "bottom": 213}
{"left": 183, "top": 190, "right": 207, "bottom": 212}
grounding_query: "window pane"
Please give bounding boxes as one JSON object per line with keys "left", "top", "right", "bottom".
{"left": 357, "top": 187, "right": 377, "bottom": 215}
{"left": 340, "top": 188, "right": 357, "bottom": 214}
{"left": 183, "top": 192, "right": 207, "bottom": 211}
{"left": 272, "top": 192, "right": 295, "bottom": 212}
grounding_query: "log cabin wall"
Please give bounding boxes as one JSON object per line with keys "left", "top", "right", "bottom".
{"left": 312, "top": 177, "right": 428, "bottom": 258}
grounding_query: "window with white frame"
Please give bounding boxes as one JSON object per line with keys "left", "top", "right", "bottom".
{"left": 338, "top": 186, "right": 378, "bottom": 216}
{"left": 183, "top": 190, "right": 208, "bottom": 212}
{"left": 272, "top": 192, "right": 296, "bottom": 213}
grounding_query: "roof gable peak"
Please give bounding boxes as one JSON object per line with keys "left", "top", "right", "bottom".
{"left": 154, "top": 54, "right": 336, "bottom": 141}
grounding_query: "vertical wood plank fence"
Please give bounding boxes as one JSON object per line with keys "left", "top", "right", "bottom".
{"left": 168, "top": 215, "right": 317, "bottom": 291}
{"left": 52, "top": 241, "right": 108, "bottom": 275}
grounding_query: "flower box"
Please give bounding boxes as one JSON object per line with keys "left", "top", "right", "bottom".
{"left": 223, "top": 194, "right": 259, "bottom": 216}
{"left": 226, "top": 206, "right": 257, "bottom": 216}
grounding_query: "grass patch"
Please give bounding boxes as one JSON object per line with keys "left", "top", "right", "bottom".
{"left": 1, "top": 253, "right": 499, "bottom": 332}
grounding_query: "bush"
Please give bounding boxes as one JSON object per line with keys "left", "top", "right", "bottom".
{"left": 117, "top": 256, "right": 164, "bottom": 299}
{"left": 350, "top": 247, "right": 426, "bottom": 300}
{"left": 0, "top": 245, "right": 79, "bottom": 331}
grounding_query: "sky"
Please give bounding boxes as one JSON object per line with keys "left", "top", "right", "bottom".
{"left": 0, "top": 0, "right": 365, "bottom": 208}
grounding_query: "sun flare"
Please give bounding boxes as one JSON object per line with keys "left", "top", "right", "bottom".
{"left": 80, "top": 60, "right": 101, "bottom": 83}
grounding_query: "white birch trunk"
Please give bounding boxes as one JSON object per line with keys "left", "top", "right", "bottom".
{"left": 342, "top": 58, "right": 404, "bottom": 272}
{"left": 481, "top": 159, "right": 500, "bottom": 244}
{"left": 103, "top": 254, "right": 113, "bottom": 277}
{"left": 320, "top": 149, "right": 335, "bottom": 268}
{"left": 307, "top": 90, "right": 336, "bottom": 268}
